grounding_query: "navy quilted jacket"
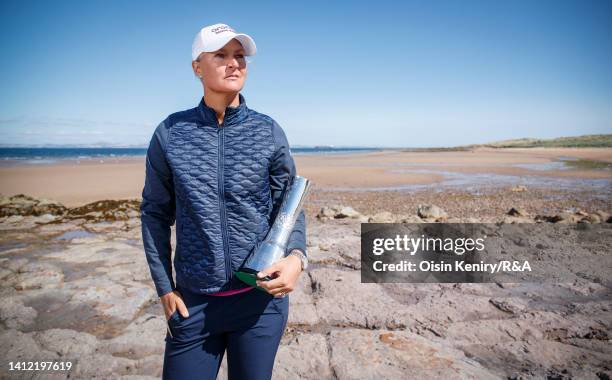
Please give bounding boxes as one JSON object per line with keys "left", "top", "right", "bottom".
{"left": 140, "top": 93, "right": 307, "bottom": 297}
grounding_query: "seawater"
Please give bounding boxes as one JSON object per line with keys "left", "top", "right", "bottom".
{"left": 0, "top": 146, "right": 382, "bottom": 166}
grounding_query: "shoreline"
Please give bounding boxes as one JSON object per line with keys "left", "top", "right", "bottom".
{"left": 2, "top": 145, "right": 612, "bottom": 164}
{"left": 0, "top": 147, "right": 610, "bottom": 208}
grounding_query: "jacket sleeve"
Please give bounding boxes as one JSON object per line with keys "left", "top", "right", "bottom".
{"left": 140, "top": 119, "right": 176, "bottom": 297}
{"left": 269, "top": 120, "right": 307, "bottom": 258}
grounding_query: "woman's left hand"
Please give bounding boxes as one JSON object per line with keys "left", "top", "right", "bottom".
{"left": 256, "top": 252, "right": 303, "bottom": 297}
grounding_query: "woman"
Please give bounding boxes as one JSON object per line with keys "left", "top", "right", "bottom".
{"left": 140, "top": 23, "right": 307, "bottom": 380}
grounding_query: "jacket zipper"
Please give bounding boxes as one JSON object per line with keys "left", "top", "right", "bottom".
{"left": 216, "top": 118, "right": 232, "bottom": 283}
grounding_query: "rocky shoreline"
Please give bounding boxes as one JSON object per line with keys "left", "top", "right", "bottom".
{"left": 1, "top": 192, "right": 611, "bottom": 379}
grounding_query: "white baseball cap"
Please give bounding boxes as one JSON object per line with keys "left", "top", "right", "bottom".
{"left": 192, "top": 23, "right": 257, "bottom": 61}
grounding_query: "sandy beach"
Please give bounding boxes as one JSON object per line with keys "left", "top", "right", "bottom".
{"left": 1, "top": 147, "right": 611, "bottom": 207}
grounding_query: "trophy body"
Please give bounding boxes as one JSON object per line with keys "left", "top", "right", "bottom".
{"left": 235, "top": 175, "right": 311, "bottom": 289}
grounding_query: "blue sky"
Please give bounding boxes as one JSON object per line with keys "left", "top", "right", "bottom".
{"left": 1, "top": 0, "right": 611, "bottom": 148}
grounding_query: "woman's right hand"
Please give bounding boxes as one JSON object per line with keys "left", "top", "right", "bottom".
{"left": 160, "top": 290, "right": 189, "bottom": 321}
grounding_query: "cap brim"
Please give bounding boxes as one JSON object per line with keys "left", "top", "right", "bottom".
{"left": 203, "top": 33, "right": 257, "bottom": 56}
{"left": 232, "top": 34, "right": 257, "bottom": 56}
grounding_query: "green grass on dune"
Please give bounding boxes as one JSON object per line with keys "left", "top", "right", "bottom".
{"left": 480, "top": 134, "right": 612, "bottom": 148}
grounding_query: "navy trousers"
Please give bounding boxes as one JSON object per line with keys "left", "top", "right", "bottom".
{"left": 162, "top": 284, "right": 289, "bottom": 380}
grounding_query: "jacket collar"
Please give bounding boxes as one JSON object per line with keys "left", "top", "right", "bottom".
{"left": 197, "top": 93, "right": 248, "bottom": 127}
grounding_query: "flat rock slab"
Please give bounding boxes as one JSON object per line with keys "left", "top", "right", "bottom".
{"left": 462, "top": 339, "right": 612, "bottom": 379}
{"left": 329, "top": 328, "right": 495, "bottom": 379}
{"left": 0, "top": 327, "right": 164, "bottom": 379}
{"left": 99, "top": 314, "right": 166, "bottom": 359}
{"left": 274, "top": 333, "right": 332, "bottom": 379}
{"left": 307, "top": 221, "right": 361, "bottom": 269}
{"left": 309, "top": 268, "right": 507, "bottom": 330}
{"left": 65, "top": 277, "right": 157, "bottom": 321}
{"left": 287, "top": 272, "right": 319, "bottom": 326}
{"left": 309, "top": 267, "right": 414, "bottom": 329}
{"left": 0, "top": 295, "right": 38, "bottom": 330}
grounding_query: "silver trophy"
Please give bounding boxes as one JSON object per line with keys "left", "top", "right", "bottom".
{"left": 235, "top": 175, "right": 311, "bottom": 289}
